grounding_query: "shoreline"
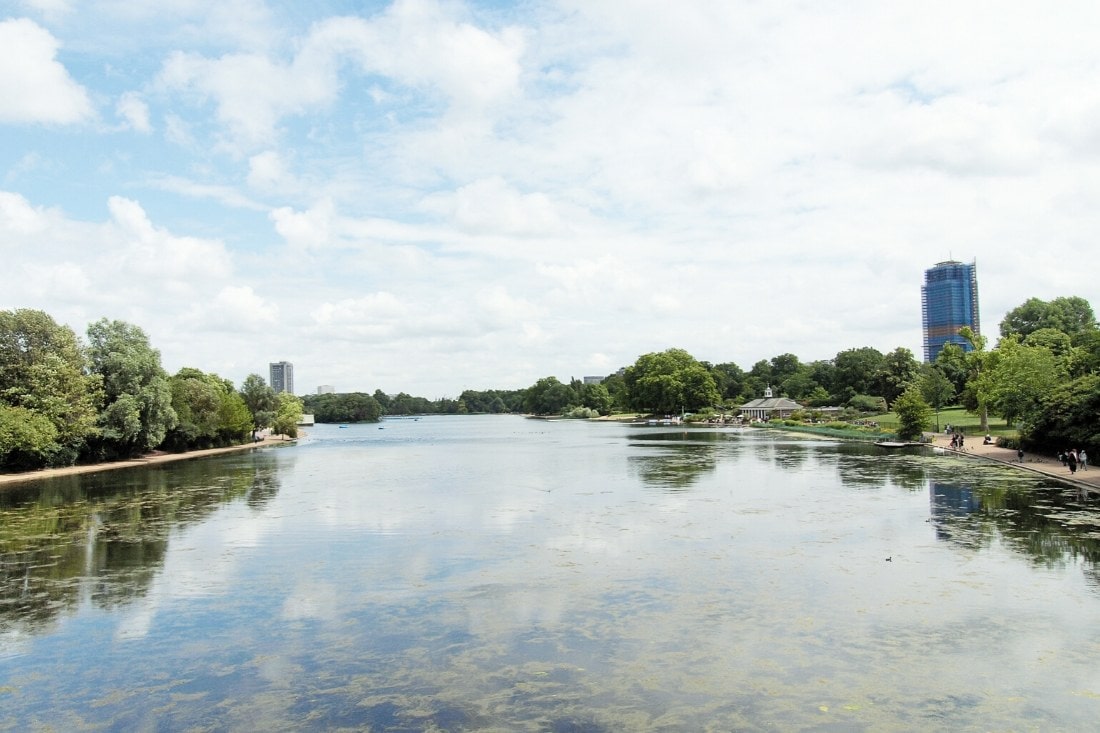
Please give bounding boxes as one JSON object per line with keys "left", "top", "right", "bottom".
{"left": 0, "top": 435, "right": 295, "bottom": 488}
{"left": 723, "top": 421, "right": 1100, "bottom": 492}
{"left": 930, "top": 433, "right": 1100, "bottom": 492}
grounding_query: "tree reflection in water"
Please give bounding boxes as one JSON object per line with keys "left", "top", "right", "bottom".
{"left": 931, "top": 476, "right": 1100, "bottom": 579}
{"left": 0, "top": 452, "right": 281, "bottom": 633}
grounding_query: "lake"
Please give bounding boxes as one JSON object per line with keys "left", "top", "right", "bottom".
{"left": 2, "top": 415, "right": 1100, "bottom": 731}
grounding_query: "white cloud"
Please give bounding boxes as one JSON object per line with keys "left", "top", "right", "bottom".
{"left": 0, "top": 18, "right": 93, "bottom": 124}
{"left": 270, "top": 199, "right": 336, "bottom": 249}
{"left": 107, "top": 196, "right": 233, "bottom": 280}
{"left": 0, "top": 191, "right": 51, "bottom": 234}
{"left": 115, "top": 91, "right": 151, "bottom": 133}
{"left": 156, "top": 0, "right": 524, "bottom": 151}
{"left": 182, "top": 285, "right": 279, "bottom": 333}
{"left": 307, "top": 0, "right": 524, "bottom": 108}
{"left": 247, "top": 150, "right": 291, "bottom": 192}
{"left": 310, "top": 293, "right": 408, "bottom": 341}
{"left": 420, "top": 176, "right": 565, "bottom": 236}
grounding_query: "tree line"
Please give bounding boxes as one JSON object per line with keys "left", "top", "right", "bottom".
{"left": 301, "top": 295, "right": 1098, "bottom": 460}
{"left": 7, "top": 294, "right": 1094, "bottom": 469}
{"left": 512, "top": 296, "right": 1098, "bottom": 455}
{"left": 0, "top": 309, "right": 302, "bottom": 472}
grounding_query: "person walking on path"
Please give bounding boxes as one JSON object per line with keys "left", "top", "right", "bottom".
{"left": 1017, "top": 448, "right": 1025, "bottom": 463}
{"left": 1081, "top": 449, "right": 1089, "bottom": 470}
{"left": 1068, "top": 450, "right": 1079, "bottom": 474}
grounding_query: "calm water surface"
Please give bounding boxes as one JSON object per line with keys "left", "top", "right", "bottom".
{"left": 3, "top": 415, "right": 1100, "bottom": 731}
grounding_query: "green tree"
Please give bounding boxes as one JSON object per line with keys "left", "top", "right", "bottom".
{"left": 1000, "top": 296, "right": 1096, "bottom": 339}
{"left": 0, "top": 404, "right": 60, "bottom": 470}
{"left": 166, "top": 369, "right": 252, "bottom": 450}
{"left": 1021, "top": 373, "right": 1100, "bottom": 455}
{"left": 769, "top": 353, "right": 802, "bottom": 388}
{"left": 893, "top": 386, "right": 931, "bottom": 441}
{"left": 875, "top": 347, "right": 920, "bottom": 404}
{"left": 0, "top": 308, "right": 100, "bottom": 465}
{"left": 957, "top": 326, "right": 990, "bottom": 432}
{"left": 523, "top": 377, "right": 576, "bottom": 415}
{"left": 917, "top": 364, "right": 955, "bottom": 432}
{"left": 580, "top": 382, "right": 613, "bottom": 415}
{"left": 85, "top": 318, "right": 177, "bottom": 458}
{"left": 272, "top": 392, "right": 304, "bottom": 439}
{"left": 599, "top": 372, "right": 630, "bottom": 411}
{"left": 241, "top": 373, "right": 278, "bottom": 429}
{"left": 709, "top": 362, "right": 746, "bottom": 403}
{"left": 934, "top": 342, "right": 970, "bottom": 397}
{"left": 625, "top": 348, "right": 720, "bottom": 414}
{"left": 1021, "top": 327, "right": 1073, "bottom": 357}
{"left": 832, "top": 347, "right": 885, "bottom": 402}
{"left": 804, "top": 385, "right": 832, "bottom": 407}
{"left": 977, "top": 336, "right": 1065, "bottom": 427}
{"left": 303, "top": 392, "right": 383, "bottom": 422}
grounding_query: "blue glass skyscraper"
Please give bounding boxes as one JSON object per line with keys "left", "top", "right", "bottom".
{"left": 921, "top": 260, "right": 980, "bottom": 362}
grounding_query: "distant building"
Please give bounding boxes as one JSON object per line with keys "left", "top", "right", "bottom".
{"left": 269, "top": 361, "right": 294, "bottom": 394}
{"left": 739, "top": 386, "right": 803, "bottom": 421}
{"left": 921, "top": 260, "right": 980, "bottom": 363}
{"left": 583, "top": 376, "right": 605, "bottom": 385}
{"left": 316, "top": 385, "right": 335, "bottom": 394}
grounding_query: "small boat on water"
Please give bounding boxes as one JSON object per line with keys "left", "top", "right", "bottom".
{"left": 874, "top": 441, "right": 910, "bottom": 448}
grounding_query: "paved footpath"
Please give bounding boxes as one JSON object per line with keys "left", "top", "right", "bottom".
{"left": 930, "top": 433, "right": 1100, "bottom": 493}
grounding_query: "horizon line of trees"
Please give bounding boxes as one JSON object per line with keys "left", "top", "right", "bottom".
{"left": 508, "top": 295, "right": 1098, "bottom": 456}
{"left": 7, "top": 294, "right": 1096, "bottom": 468}
{"left": 285, "top": 295, "right": 1100, "bottom": 460}
{"left": 1, "top": 309, "right": 302, "bottom": 472}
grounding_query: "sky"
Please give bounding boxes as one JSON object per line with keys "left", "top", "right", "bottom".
{"left": 2, "top": 0, "right": 1099, "bottom": 398}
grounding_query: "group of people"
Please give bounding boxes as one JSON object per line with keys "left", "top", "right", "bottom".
{"left": 1059, "top": 448, "right": 1089, "bottom": 474}
{"left": 949, "top": 431, "right": 965, "bottom": 449}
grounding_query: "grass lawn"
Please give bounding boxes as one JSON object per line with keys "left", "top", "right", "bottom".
{"left": 868, "top": 406, "right": 1016, "bottom": 437}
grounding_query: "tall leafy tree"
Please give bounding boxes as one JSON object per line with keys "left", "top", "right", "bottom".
{"left": 769, "top": 353, "right": 802, "bottom": 387}
{"left": 625, "top": 348, "right": 720, "bottom": 414}
{"left": 977, "top": 336, "right": 1065, "bottom": 427}
{"left": 934, "top": 342, "right": 970, "bottom": 396}
{"left": 917, "top": 364, "right": 955, "bottom": 432}
{"left": 1021, "top": 374, "right": 1100, "bottom": 454}
{"left": 579, "top": 382, "right": 613, "bottom": 415}
{"left": 956, "top": 326, "right": 990, "bottom": 432}
{"left": 875, "top": 347, "right": 920, "bottom": 405}
{"left": 0, "top": 309, "right": 99, "bottom": 465}
{"left": 166, "top": 368, "right": 252, "bottom": 449}
{"left": 832, "top": 347, "right": 885, "bottom": 402}
{"left": 709, "top": 361, "right": 746, "bottom": 403}
{"left": 241, "top": 373, "right": 278, "bottom": 429}
{"left": 599, "top": 372, "right": 630, "bottom": 412}
{"left": 893, "top": 386, "right": 931, "bottom": 441}
{"left": 272, "top": 392, "right": 304, "bottom": 439}
{"left": 523, "top": 376, "right": 576, "bottom": 415}
{"left": 85, "top": 318, "right": 177, "bottom": 457}
{"left": 1000, "top": 296, "right": 1096, "bottom": 339}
